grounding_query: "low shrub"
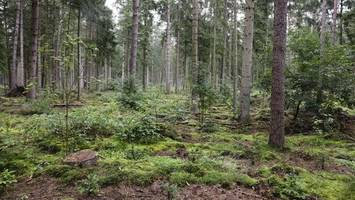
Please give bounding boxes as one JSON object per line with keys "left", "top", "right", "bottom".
{"left": 78, "top": 174, "right": 101, "bottom": 196}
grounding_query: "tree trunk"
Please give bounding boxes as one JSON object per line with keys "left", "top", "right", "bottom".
{"left": 17, "top": 0, "right": 24, "bottom": 88}
{"left": 233, "top": 0, "right": 239, "bottom": 115}
{"left": 239, "top": 0, "right": 254, "bottom": 123}
{"left": 191, "top": 0, "right": 199, "bottom": 114}
{"left": 339, "top": 0, "right": 343, "bottom": 44}
{"left": 128, "top": 0, "right": 140, "bottom": 78}
{"left": 320, "top": 0, "right": 327, "bottom": 54}
{"left": 10, "top": 0, "right": 21, "bottom": 90}
{"left": 175, "top": 30, "right": 180, "bottom": 92}
{"left": 165, "top": 0, "right": 172, "bottom": 94}
{"left": 269, "top": 0, "right": 287, "bottom": 148}
{"left": 332, "top": 0, "right": 338, "bottom": 44}
{"left": 77, "top": 7, "right": 82, "bottom": 100}
{"left": 28, "top": 0, "right": 40, "bottom": 99}
{"left": 142, "top": 42, "right": 147, "bottom": 91}
{"left": 53, "top": 4, "right": 63, "bottom": 90}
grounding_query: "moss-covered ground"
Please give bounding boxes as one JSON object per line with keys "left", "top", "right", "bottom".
{"left": 0, "top": 90, "right": 354, "bottom": 199}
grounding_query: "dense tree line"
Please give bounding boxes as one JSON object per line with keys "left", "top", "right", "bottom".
{"left": 0, "top": 0, "right": 354, "bottom": 148}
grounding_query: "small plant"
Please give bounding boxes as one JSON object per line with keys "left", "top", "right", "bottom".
{"left": 119, "top": 78, "right": 142, "bottom": 110}
{"left": 78, "top": 174, "right": 100, "bottom": 196}
{"left": 117, "top": 115, "right": 162, "bottom": 144}
{"left": 0, "top": 169, "right": 17, "bottom": 193}
{"left": 163, "top": 183, "right": 179, "bottom": 200}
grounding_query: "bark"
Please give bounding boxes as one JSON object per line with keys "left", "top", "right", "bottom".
{"left": 339, "top": 0, "right": 343, "bottom": 44}
{"left": 233, "top": 0, "right": 239, "bottom": 115}
{"left": 212, "top": 21, "right": 217, "bottom": 89}
{"left": 191, "top": 0, "right": 199, "bottom": 114}
{"left": 128, "top": 0, "right": 140, "bottom": 78}
{"left": 269, "top": 0, "right": 287, "bottom": 148}
{"left": 165, "top": 1, "right": 172, "bottom": 94}
{"left": 77, "top": 7, "right": 82, "bottom": 100}
{"left": 17, "top": 0, "right": 24, "bottom": 88}
{"left": 332, "top": 0, "right": 338, "bottom": 44}
{"left": 53, "top": 5, "right": 63, "bottom": 90}
{"left": 320, "top": 0, "right": 327, "bottom": 55}
{"left": 239, "top": 0, "right": 254, "bottom": 123}
{"left": 142, "top": 42, "right": 148, "bottom": 91}
{"left": 28, "top": 0, "right": 40, "bottom": 99}
{"left": 10, "top": 0, "right": 21, "bottom": 90}
{"left": 175, "top": 30, "right": 180, "bottom": 92}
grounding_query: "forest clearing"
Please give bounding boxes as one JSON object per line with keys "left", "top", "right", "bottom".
{"left": 0, "top": 0, "right": 354, "bottom": 199}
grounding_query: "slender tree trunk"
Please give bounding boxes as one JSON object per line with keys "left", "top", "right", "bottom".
{"left": 339, "top": 0, "right": 343, "bottom": 44}
{"left": 165, "top": 0, "right": 172, "bottom": 94}
{"left": 17, "top": 0, "right": 24, "bottom": 88}
{"left": 332, "top": 0, "right": 338, "bottom": 44}
{"left": 28, "top": 0, "right": 40, "bottom": 99}
{"left": 129, "top": 0, "right": 140, "bottom": 79}
{"left": 175, "top": 30, "right": 180, "bottom": 92}
{"left": 212, "top": 22, "right": 217, "bottom": 89}
{"left": 191, "top": 0, "right": 199, "bottom": 114}
{"left": 142, "top": 42, "right": 147, "bottom": 91}
{"left": 269, "top": 0, "right": 287, "bottom": 148}
{"left": 239, "top": 0, "right": 255, "bottom": 123}
{"left": 320, "top": 0, "right": 327, "bottom": 54}
{"left": 77, "top": 7, "right": 82, "bottom": 100}
{"left": 233, "top": 0, "right": 239, "bottom": 115}
{"left": 53, "top": 5, "right": 63, "bottom": 90}
{"left": 10, "top": 0, "right": 21, "bottom": 90}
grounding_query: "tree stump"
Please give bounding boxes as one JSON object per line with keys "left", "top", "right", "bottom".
{"left": 63, "top": 149, "right": 98, "bottom": 166}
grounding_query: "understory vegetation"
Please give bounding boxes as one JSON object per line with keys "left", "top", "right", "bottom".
{"left": 0, "top": 90, "right": 354, "bottom": 200}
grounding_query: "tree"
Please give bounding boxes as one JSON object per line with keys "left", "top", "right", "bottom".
{"left": 269, "top": 0, "right": 287, "bottom": 148}
{"left": 165, "top": 0, "right": 172, "bottom": 94}
{"left": 28, "top": 0, "right": 40, "bottom": 99}
{"left": 191, "top": 0, "right": 199, "bottom": 114}
{"left": 239, "top": 0, "right": 255, "bottom": 123}
{"left": 17, "top": 0, "right": 24, "bottom": 89}
{"left": 9, "top": 0, "right": 20, "bottom": 91}
{"left": 232, "top": 0, "right": 239, "bottom": 115}
{"left": 332, "top": 0, "right": 338, "bottom": 44}
{"left": 129, "top": 0, "right": 140, "bottom": 79}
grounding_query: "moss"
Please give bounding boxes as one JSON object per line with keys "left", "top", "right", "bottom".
{"left": 60, "top": 168, "right": 88, "bottom": 184}
{"left": 298, "top": 171, "right": 355, "bottom": 200}
{"left": 235, "top": 174, "right": 259, "bottom": 187}
{"left": 169, "top": 171, "right": 198, "bottom": 186}
{"left": 44, "top": 164, "right": 73, "bottom": 177}
{"left": 258, "top": 166, "right": 272, "bottom": 178}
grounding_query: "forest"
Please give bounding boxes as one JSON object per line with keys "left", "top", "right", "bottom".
{"left": 0, "top": 0, "right": 354, "bottom": 199}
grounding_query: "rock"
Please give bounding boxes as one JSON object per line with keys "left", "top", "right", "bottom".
{"left": 63, "top": 149, "right": 98, "bottom": 166}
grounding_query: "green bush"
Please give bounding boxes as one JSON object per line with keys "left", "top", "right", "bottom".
{"left": 78, "top": 174, "right": 101, "bottom": 196}
{"left": 119, "top": 78, "right": 142, "bottom": 110}
{"left": 0, "top": 169, "right": 17, "bottom": 193}
{"left": 116, "top": 115, "right": 162, "bottom": 144}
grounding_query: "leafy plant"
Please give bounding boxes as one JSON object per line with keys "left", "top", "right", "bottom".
{"left": 78, "top": 174, "right": 101, "bottom": 196}
{"left": 0, "top": 169, "right": 17, "bottom": 193}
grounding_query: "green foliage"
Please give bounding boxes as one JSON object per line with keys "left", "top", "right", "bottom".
{"left": 116, "top": 115, "right": 162, "bottom": 144}
{"left": 119, "top": 78, "right": 142, "bottom": 110}
{"left": 0, "top": 169, "right": 17, "bottom": 193}
{"left": 78, "top": 174, "right": 101, "bottom": 196}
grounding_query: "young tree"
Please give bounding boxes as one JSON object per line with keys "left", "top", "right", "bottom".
{"left": 28, "top": 0, "right": 40, "bottom": 99}
{"left": 269, "top": 0, "right": 287, "bottom": 148}
{"left": 239, "top": 0, "right": 255, "bottom": 123}
{"left": 191, "top": 0, "right": 199, "bottom": 114}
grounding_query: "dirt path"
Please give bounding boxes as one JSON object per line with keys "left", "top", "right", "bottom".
{"left": 2, "top": 176, "right": 269, "bottom": 200}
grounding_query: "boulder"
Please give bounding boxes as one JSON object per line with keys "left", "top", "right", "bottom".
{"left": 63, "top": 149, "right": 98, "bottom": 166}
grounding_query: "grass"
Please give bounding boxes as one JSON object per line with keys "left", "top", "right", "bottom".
{"left": 0, "top": 90, "right": 354, "bottom": 199}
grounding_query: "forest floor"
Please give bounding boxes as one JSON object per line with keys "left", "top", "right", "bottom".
{"left": 0, "top": 90, "right": 354, "bottom": 200}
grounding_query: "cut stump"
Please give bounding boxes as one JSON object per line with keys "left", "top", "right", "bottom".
{"left": 63, "top": 149, "right": 98, "bottom": 166}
